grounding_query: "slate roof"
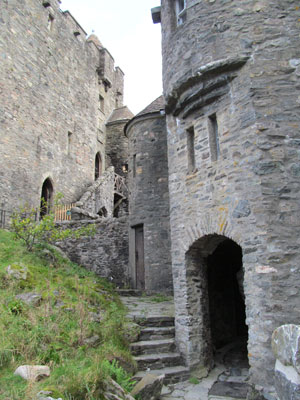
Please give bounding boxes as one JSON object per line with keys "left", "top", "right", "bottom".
{"left": 136, "top": 95, "right": 165, "bottom": 117}
{"left": 106, "top": 106, "right": 134, "bottom": 124}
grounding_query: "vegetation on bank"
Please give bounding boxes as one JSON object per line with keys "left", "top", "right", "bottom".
{"left": 0, "top": 229, "right": 136, "bottom": 400}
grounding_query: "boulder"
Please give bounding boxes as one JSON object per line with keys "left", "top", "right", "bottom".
{"left": 16, "top": 292, "right": 42, "bottom": 306}
{"left": 6, "top": 263, "right": 28, "bottom": 280}
{"left": 103, "top": 377, "right": 135, "bottom": 400}
{"left": 275, "top": 360, "right": 300, "bottom": 400}
{"left": 131, "top": 373, "right": 165, "bottom": 400}
{"left": 89, "top": 311, "right": 104, "bottom": 323}
{"left": 124, "top": 321, "right": 140, "bottom": 343}
{"left": 37, "top": 390, "right": 62, "bottom": 400}
{"left": 272, "top": 324, "right": 300, "bottom": 373}
{"left": 83, "top": 335, "right": 100, "bottom": 347}
{"left": 14, "top": 365, "right": 50, "bottom": 381}
{"left": 272, "top": 325, "right": 300, "bottom": 400}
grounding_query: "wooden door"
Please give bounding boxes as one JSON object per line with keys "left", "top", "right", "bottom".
{"left": 135, "top": 225, "right": 145, "bottom": 289}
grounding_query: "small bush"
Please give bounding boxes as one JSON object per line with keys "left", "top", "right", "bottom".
{"left": 11, "top": 196, "right": 95, "bottom": 252}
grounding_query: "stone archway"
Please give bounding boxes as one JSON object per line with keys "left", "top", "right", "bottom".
{"left": 40, "top": 177, "right": 53, "bottom": 218}
{"left": 185, "top": 234, "right": 248, "bottom": 370}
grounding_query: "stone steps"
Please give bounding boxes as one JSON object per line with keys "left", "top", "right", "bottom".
{"left": 139, "top": 326, "right": 175, "bottom": 341}
{"left": 117, "top": 289, "right": 144, "bottom": 297}
{"left": 134, "top": 352, "right": 183, "bottom": 370}
{"left": 122, "top": 295, "right": 189, "bottom": 385}
{"left": 134, "top": 365, "right": 190, "bottom": 384}
{"left": 130, "top": 338, "right": 176, "bottom": 355}
{"left": 136, "top": 316, "right": 175, "bottom": 327}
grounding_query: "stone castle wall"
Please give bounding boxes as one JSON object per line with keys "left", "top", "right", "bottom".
{"left": 0, "top": 0, "right": 123, "bottom": 210}
{"left": 160, "top": 0, "right": 300, "bottom": 388}
{"left": 57, "top": 217, "right": 129, "bottom": 288}
{"left": 127, "top": 112, "right": 173, "bottom": 293}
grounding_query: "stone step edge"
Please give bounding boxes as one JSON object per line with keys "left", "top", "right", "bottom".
{"left": 133, "top": 365, "right": 190, "bottom": 383}
{"left": 133, "top": 316, "right": 175, "bottom": 326}
{"left": 140, "top": 326, "right": 175, "bottom": 333}
{"left": 134, "top": 352, "right": 181, "bottom": 361}
{"left": 130, "top": 338, "right": 175, "bottom": 347}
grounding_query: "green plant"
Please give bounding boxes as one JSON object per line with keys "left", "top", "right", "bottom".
{"left": 102, "top": 360, "right": 136, "bottom": 392}
{"left": 11, "top": 195, "right": 95, "bottom": 252}
{"left": 189, "top": 376, "right": 200, "bottom": 385}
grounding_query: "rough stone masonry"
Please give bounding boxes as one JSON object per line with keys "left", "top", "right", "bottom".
{"left": 157, "top": 0, "right": 300, "bottom": 390}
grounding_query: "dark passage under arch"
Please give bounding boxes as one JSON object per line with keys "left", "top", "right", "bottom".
{"left": 185, "top": 234, "right": 248, "bottom": 370}
{"left": 207, "top": 239, "right": 247, "bottom": 350}
{"left": 40, "top": 178, "right": 53, "bottom": 218}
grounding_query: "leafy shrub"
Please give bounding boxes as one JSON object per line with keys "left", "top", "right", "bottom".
{"left": 11, "top": 195, "right": 95, "bottom": 252}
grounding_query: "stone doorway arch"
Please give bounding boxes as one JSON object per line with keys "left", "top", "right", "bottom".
{"left": 40, "top": 177, "right": 54, "bottom": 218}
{"left": 185, "top": 234, "right": 248, "bottom": 370}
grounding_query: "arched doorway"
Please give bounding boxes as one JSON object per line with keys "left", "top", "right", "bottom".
{"left": 208, "top": 239, "right": 247, "bottom": 349}
{"left": 185, "top": 234, "right": 248, "bottom": 370}
{"left": 40, "top": 178, "right": 53, "bottom": 218}
{"left": 95, "top": 152, "right": 102, "bottom": 180}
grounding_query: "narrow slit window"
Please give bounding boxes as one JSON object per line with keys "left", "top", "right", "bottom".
{"left": 187, "top": 126, "right": 195, "bottom": 174}
{"left": 133, "top": 154, "right": 136, "bottom": 178}
{"left": 208, "top": 113, "right": 220, "bottom": 161}
{"left": 67, "top": 131, "right": 72, "bottom": 155}
{"left": 47, "top": 14, "right": 54, "bottom": 31}
{"left": 99, "top": 95, "right": 104, "bottom": 112}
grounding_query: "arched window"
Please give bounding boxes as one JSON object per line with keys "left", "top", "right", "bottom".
{"left": 95, "top": 152, "right": 102, "bottom": 180}
{"left": 40, "top": 178, "right": 54, "bottom": 218}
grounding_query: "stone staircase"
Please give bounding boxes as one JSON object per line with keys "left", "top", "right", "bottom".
{"left": 130, "top": 315, "right": 189, "bottom": 384}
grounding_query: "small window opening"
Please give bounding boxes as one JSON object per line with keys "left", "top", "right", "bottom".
{"left": 95, "top": 152, "right": 102, "bottom": 180}
{"left": 122, "top": 163, "right": 128, "bottom": 173}
{"left": 74, "top": 31, "right": 80, "bottom": 37}
{"left": 176, "top": 0, "right": 187, "bottom": 25}
{"left": 133, "top": 155, "right": 136, "bottom": 178}
{"left": 208, "top": 113, "right": 220, "bottom": 161}
{"left": 47, "top": 14, "right": 54, "bottom": 31}
{"left": 43, "top": 1, "right": 51, "bottom": 7}
{"left": 187, "top": 126, "right": 196, "bottom": 174}
{"left": 98, "top": 206, "right": 107, "bottom": 218}
{"left": 67, "top": 131, "right": 72, "bottom": 155}
{"left": 99, "top": 95, "right": 104, "bottom": 112}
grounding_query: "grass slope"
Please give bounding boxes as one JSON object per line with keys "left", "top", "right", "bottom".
{"left": 0, "top": 229, "right": 135, "bottom": 400}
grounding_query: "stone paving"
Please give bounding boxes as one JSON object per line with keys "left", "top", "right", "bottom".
{"left": 121, "top": 295, "right": 175, "bottom": 320}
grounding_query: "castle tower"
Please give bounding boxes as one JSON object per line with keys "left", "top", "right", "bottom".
{"left": 154, "top": 0, "right": 300, "bottom": 388}
{"left": 125, "top": 96, "right": 173, "bottom": 293}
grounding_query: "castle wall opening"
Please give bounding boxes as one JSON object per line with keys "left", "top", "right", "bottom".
{"left": 40, "top": 178, "right": 53, "bottom": 218}
{"left": 208, "top": 239, "right": 247, "bottom": 350}
{"left": 185, "top": 235, "right": 248, "bottom": 370}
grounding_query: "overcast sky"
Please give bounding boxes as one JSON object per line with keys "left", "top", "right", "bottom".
{"left": 60, "top": 0, "right": 162, "bottom": 115}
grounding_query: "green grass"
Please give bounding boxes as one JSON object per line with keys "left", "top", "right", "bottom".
{"left": 0, "top": 229, "right": 136, "bottom": 399}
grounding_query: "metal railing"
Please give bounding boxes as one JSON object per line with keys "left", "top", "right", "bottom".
{"left": 0, "top": 203, "right": 76, "bottom": 229}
